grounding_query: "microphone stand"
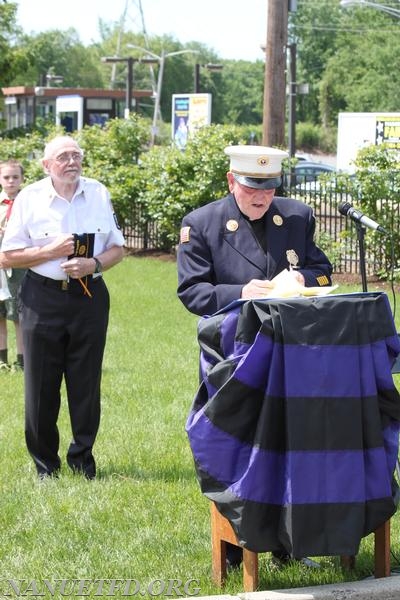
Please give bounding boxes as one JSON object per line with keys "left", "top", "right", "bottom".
{"left": 355, "top": 222, "right": 368, "bottom": 292}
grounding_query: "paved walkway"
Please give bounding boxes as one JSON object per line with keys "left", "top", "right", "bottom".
{"left": 194, "top": 573, "right": 400, "bottom": 600}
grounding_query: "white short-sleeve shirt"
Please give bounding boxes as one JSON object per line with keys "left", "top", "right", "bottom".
{"left": 2, "top": 176, "right": 125, "bottom": 280}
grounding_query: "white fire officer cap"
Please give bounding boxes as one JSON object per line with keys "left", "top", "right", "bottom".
{"left": 224, "top": 145, "right": 289, "bottom": 190}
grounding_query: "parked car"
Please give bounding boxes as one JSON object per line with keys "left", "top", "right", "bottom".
{"left": 284, "top": 161, "right": 336, "bottom": 189}
{"left": 291, "top": 167, "right": 356, "bottom": 208}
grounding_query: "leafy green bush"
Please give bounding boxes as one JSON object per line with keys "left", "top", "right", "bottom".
{"left": 134, "top": 123, "right": 246, "bottom": 248}
{"left": 74, "top": 115, "right": 151, "bottom": 223}
{"left": 351, "top": 143, "right": 400, "bottom": 276}
{"left": 0, "top": 128, "right": 48, "bottom": 183}
{"left": 295, "top": 122, "right": 321, "bottom": 150}
{"left": 0, "top": 117, "right": 248, "bottom": 249}
{"left": 318, "top": 126, "right": 337, "bottom": 154}
{"left": 294, "top": 122, "right": 337, "bottom": 154}
{"left": 315, "top": 230, "right": 345, "bottom": 272}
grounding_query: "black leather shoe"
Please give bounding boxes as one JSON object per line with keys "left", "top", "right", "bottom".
{"left": 70, "top": 465, "right": 96, "bottom": 480}
{"left": 296, "top": 557, "right": 321, "bottom": 568}
{"left": 271, "top": 551, "right": 320, "bottom": 568}
{"left": 38, "top": 470, "right": 59, "bottom": 481}
{"left": 226, "top": 543, "right": 243, "bottom": 570}
{"left": 271, "top": 550, "right": 291, "bottom": 566}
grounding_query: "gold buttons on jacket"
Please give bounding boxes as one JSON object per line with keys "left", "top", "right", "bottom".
{"left": 226, "top": 219, "right": 239, "bottom": 232}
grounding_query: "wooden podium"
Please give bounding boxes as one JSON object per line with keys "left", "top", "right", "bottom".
{"left": 186, "top": 293, "right": 400, "bottom": 591}
{"left": 211, "top": 503, "right": 391, "bottom": 591}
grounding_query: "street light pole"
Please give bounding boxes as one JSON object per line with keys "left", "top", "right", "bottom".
{"left": 45, "top": 67, "right": 63, "bottom": 87}
{"left": 101, "top": 56, "right": 136, "bottom": 117}
{"left": 194, "top": 63, "right": 223, "bottom": 93}
{"left": 127, "top": 57, "right": 133, "bottom": 116}
{"left": 152, "top": 50, "right": 165, "bottom": 144}
{"left": 127, "top": 44, "right": 199, "bottom": 145}
{"left": 101, "top": 55, "right": 158, "bottom": 117}
{"left": 194, "top": 63, "right": 200, "bottom": 93}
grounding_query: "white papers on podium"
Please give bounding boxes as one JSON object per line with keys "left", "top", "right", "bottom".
{"left": 266, "top": 269, "right": 338, "bottom": 299}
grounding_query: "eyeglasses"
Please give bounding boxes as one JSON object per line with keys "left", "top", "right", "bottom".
{"left": 52, "top": 152, "right": 83, "bottom": 164}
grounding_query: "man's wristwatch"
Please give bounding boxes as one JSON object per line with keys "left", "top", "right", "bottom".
{"left": 93, "top": 257, "right": 103, "bottom": 277}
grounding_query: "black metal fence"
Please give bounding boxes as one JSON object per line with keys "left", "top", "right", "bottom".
{"left": 121, "top": 181, "right": 396, "bottom": 275}
{"left": 123, "top": 216, "right": 161, "bottom": 252}
{"left": 301, "top": 186, "right": 397, "bottom": 275}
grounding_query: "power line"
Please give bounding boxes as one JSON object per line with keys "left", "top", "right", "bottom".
{"left": 293, "top": 23, "right": 399, "bottom": 32}
{"left": 297, "top": 0, "right": 400, "bottom": 5}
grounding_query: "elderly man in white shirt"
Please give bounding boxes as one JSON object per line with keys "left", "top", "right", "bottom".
{"left": 0, "top": 135, "right": 125, "bottom": 480}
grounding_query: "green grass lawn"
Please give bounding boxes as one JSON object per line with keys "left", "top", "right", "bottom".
{"left": 0, "top": 256, "right": 399, "bottom": 598}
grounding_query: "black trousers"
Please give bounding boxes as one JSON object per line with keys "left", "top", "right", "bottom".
{"left": 20, "top": 272, "right": 110, "bottom": 477}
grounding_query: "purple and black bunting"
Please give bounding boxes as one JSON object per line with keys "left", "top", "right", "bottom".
{"left": 186, "top": 292, "right": 400, "bottom": 557}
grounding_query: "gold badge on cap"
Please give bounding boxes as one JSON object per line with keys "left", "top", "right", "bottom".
{"left": 273, "top": 215, "right": 283, "bottom": 226}
{"left": 257, "top": 155, "right": 270, "bottom": 167}
{"left": 226, "top": 219, "right": 239, "bottom": 232}
{"left": 286, "top": 249, "right": 299, "bottom": 269}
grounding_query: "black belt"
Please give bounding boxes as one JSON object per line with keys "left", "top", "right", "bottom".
{"left": 27, "top": 270, "right": 100, "bottom": 293}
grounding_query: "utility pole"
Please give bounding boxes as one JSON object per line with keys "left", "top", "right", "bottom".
{"left": 287, "top": 41, "right": 296, "bottom": 158}
{"left": 262, "top": 0, "right": 288, "bottom": 147}
{"left": 194, "top": 63, "right": 200, "bottom": 93}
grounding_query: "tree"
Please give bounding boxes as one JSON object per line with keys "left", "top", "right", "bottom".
{"left": 220, "top": 61, "right": 264, "bottom": 125}
{"left": 291, "top": 1, "right": 400, "bottom": 129}
{"left": 7, "top": 0, "right": 400, "bottom": 148}
{"left": 319, "top": 9, "right": 400, "bottom": 126}
{"left": 8, "top": 30, "right": 104, "bottom": 88}
{"left": 132, "top": 123, "right": 245, "bottom": 247}
{"left": 0, "top": 2, "right": 22, "bottom": 86}
{"left": 289, "top": 1, "right": 343, "bottom": 126}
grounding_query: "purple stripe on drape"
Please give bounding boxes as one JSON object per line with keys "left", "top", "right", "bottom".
{"left": 233, "top": 333, "right": 275, "bottom": 389}
{"left": 187, "top": 414, "right": 393, "bottom": 504}
{"left": 234, "top": 338, "right": 395, "bottom": 397}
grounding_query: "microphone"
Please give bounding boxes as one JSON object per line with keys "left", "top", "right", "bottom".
{"left": 338, "top": 202, "right": 387, "bottom": 234}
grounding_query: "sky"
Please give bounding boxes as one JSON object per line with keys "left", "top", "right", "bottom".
{"left": 14, "top": 0, "right": 268, "bottom": 62}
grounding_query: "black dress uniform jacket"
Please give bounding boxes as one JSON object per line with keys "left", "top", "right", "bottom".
{"left": 177, "top": 193, "right": 333, "bottom": 316}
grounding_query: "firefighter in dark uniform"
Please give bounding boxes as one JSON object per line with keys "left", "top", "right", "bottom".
{"left": 177, "top": 145, "right": 332, "bottom": 567}
{"left": 177, "top": 145, "right": 332, "bottom": 317}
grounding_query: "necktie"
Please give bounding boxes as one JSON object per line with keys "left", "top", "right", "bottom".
{"left": 3, "top": 199, "right": 13, "bottom": 222}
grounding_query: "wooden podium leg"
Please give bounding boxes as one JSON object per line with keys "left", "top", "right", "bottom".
{"left": 211, "top": 511, "right": 227, "bottom": 586}
{"left": 374, "top": 520, "right": 391, "bottom": 578}
{"left": 211, "top": 503, "right": 258, "bottom": 591}
{"left": 212, "top": 539, "right": 227, "bottom": 586}
{"left": 340, "top": 519, "right": 391, "bottom": 578}
{"left": 243, "top": 548, "right": 258, "bottom": 592}
{"left": 340, "top": 555, "right": 356, "bottom": 570}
